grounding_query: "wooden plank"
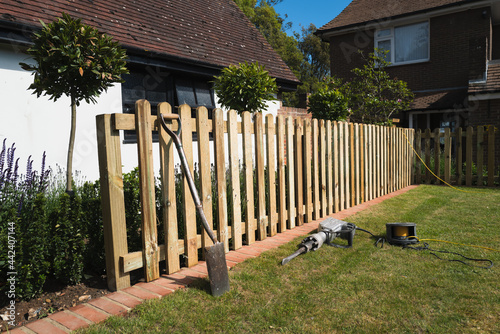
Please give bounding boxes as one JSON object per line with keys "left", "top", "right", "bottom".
{"left": 359, "top": 124, "right": 365, "bottom": 203}
{"left": 196, "top": 107, "right": 214, "bottom": 253}
{"left": 312, "top": 119, "right": 320, "bottom": 219}
{"left": 349, "top": 123, "right": 355, "bottom": 206}
{"left": 286, "top": 117, "right": 296, "bottom": 229}
{"left": 433, "top": 128, "right": 440, "bottom": 185}
{"left": 241, "top": 112, "right": 255, "bottom": 244}
{"left": 415, "top": 129, "right": 422, "bottom": 184}
{"left": 326, "top": 121, "right": 333, "bottom": 214}
{"left": 178, "top": 104, "right": 198, "bottom": 265}
{"left": 228, "top": 110, "right": 242, "bottom": 249}
{"left": 255, "top": 112, "right": 267, "bottom": 239}
{"left": 319, "top": 120, "right": 327, "bottom": 217}
{"left": 367, "top": 125, "right": 373, "bottom": 200}
{"left": 444, "top": 127, "right": 451, "bottom": 184}
{"left": 382, "top": 126, "right": 387, "bottom": 194}
{"left": 377, "top": 126, "right": 382, "bottom": 195}
{"left": 466, "top": 126, "right": 473, "bottom": 186}
{"left": 266, "top": 114, "right": 277, "bottom": 236}
{"left": 338, "top": 122, "right": 345, "bottom": 210}
{"left": 277, "top": 115, "right": 287, "bottom": 233}
{"left": 158, "top": 103, "right": 180, "bottom": 274}
{"left": 424, "top": 128, "right": 431, "bottom": 184}
{"left": 344, "top": 122, "right": 350, "bottom": 208}
{"left": 135, "top": 100, "right": 160, "bottom": 282}
{"left": 332, "top": 122, "right": 339, "bottom": 212}
{"left": 354, "top": 124, "right": 360, "bottom": 204}
{"left": 304, "top": 119, "right": 313, "bottom": 223}
{"left": 213, "top": 108, "right": 229, "bottom": 251}
{"left": 96, "top": 114, "right": 130, "bottom": 291}
{"left": 477, "top": 126, "right": 484, "bottom": 186}
{"left": 457, "top": 127, "right": 463, "bottom": 185}
{"left": 488, "top": 126, "right": 495, "bottom": 187}
{"left": 294, "top": 119, "right": 304, "bottom": 227}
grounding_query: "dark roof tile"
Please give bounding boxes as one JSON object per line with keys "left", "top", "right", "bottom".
{"left": 469, "top": 62, "right": 500, "bottom": 94}
{"left": 318, "top": 0, "right": 478, "bottom": 32}
{"left": 0, "top": 0, "right": 298, "bottom": 83}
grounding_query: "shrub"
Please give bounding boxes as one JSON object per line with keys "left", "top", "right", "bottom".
{"left": 213, "top": 61, "right": 277, "bottom": 113}
{"left": 308, "top": 77, "right": 349, "bottom": 121}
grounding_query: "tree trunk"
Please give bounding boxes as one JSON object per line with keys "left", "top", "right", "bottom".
{"left": 66, "top": 98, "right": 77, "bottom": 194}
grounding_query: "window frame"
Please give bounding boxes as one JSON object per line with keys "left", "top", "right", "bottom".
{"left": 375, "top": 20, "right": 430, "bottom": 66}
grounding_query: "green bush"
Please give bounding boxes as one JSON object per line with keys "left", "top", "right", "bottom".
{"left": 308, "top": 77, "right": 349, "bottom": 121}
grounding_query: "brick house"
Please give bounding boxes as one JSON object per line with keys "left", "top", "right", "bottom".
{"left": 316, "top": 0, "right": 500, "bottom": 135}
{"left": 0, "top": 0, "right": 299, "bottom": 179}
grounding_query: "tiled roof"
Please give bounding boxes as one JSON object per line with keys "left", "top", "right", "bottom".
{"left": 318, "top": 0, "right": 478, "bottom": 33}
{"left": 469, "top": 61, "right": 500, "bottom": 94}
{"left": 0, "top": 0, "right": 299, "bottom": 84}
{"left": 410, "top": 88, "right": 469, "bottom": 110}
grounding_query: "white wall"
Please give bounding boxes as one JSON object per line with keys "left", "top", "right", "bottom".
{"left": 0, "top": 42, "right": 280, "bottom": 183}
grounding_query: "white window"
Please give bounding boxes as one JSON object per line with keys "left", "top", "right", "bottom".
{"left": 375, "top": 21, "right": 429, "bottom": 65}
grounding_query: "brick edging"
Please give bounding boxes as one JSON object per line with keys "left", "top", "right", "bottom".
{"left": 7, "top": 185, "right": 418, "bottom": 333}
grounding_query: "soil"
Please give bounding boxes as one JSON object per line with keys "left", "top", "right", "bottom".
{"left": 0, "top": 275, "right": 110, "bottom": 332}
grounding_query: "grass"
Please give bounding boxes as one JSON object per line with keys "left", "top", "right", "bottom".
{"left": 77, "top": 185, "right": 500, "bottom": 334}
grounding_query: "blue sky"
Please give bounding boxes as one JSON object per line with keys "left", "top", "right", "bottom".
{"left": 275, "top": 0, "right": 352, "bottom": 34}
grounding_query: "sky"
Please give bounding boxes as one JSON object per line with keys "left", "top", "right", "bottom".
{"left": 275, "top": 0, "right": 352, "bottom": 33}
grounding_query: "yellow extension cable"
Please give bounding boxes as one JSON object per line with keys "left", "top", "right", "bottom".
{"left": 402, "top": 131, "right": 488, "bottom": 194}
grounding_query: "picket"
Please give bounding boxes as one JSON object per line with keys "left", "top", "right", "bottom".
{"left": 228, "top": 110, "right": 242, "bottom": 249}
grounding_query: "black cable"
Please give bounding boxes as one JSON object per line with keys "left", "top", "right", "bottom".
{"left": 403, "top": 242, "right": 493, "bottom": 269}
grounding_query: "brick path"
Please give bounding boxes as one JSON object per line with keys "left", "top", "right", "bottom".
{"left": 7, "top": 185, "right": 418, "bottom": 333}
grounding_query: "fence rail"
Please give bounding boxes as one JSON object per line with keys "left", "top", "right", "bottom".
{"left": 97, "top": 100, "right": 415, "bottom": 291}
{"left": 414, "top": 126, "right": 497, "bottom": 186}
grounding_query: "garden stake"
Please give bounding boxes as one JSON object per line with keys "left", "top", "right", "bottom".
{"left": 160, "top": 113, "right": 230, "bottom": 297}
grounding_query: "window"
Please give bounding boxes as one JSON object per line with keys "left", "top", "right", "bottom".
{"left": 375, "top": 21, "right": 429, "bottom": 65}
{"left": 121, "top": 65, "right": 215, "bottom": 143}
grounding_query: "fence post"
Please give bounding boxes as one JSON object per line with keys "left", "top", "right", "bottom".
{"left": 312, "top": 119, "right": 320, "bottom": 219}
{"left": 96, "top": 114, "right": 130, "bottom": 291}
{"left": 135, "top": 100, "right": 160, "bottom": 282}
{"left": 326, "top": 121, "right": 333, "bottom": 213}
{"left": 444, "top": 127, "right": 451, "bottom": 184}
{"left": 320, "top": 120, "right": 327, "bottom": 217}
{"left": 456, "top": 127, "right": 463, "bottom": 185}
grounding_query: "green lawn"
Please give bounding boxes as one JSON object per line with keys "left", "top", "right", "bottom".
{"left": 78, "top": 185, "right": 500, "bottom": 334}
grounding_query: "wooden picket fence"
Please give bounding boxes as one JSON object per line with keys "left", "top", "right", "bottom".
{"left": 414, "top": 126, "right": 498, "bottom": 186}
{"left": 96, "top": 100, "right": 415, "bottom": 291}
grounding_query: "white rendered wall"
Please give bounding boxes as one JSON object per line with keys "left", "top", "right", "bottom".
{"left": 0, "top": 42, "right": 280, "bottom": 182}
